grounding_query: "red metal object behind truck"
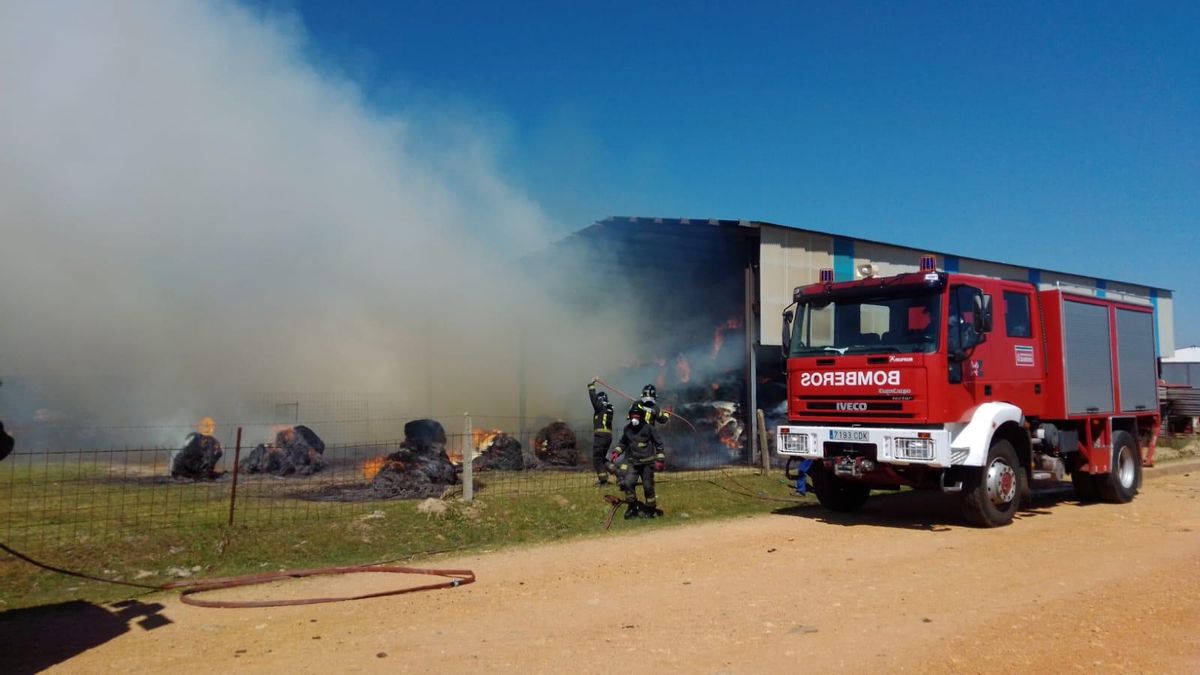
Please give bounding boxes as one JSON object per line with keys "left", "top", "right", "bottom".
{"left": 777, "top": 257, "right": 1159, "bottom": 527}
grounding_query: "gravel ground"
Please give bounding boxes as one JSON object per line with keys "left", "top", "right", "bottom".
{"left": 16, "top": 464, "right": 1200, "bottom": 674}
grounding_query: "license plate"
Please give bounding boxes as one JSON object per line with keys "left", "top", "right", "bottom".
{"left": 829, "top": 429, "right": 870, "bottom": 442}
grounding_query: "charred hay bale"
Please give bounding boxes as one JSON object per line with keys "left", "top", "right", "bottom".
{"left": 275, "top": 425, "right": 326, "bottom": 475}
{"left": 240, "top": 425, "right": 327, "bottom": 476}
{"left": 404, "top": 419, "right": 447, "bottom": 447}
{"left": 473, "top": 433, "right": 534, "bottom": 471}
{"left": 171, "top": 432, "right": 223, "bottom": 480}
{"left": 371, "top": 450, "right": 457, "bottom": 499}
{"left": 392, "top": 418, "right": 456, "bottom": 483}
{"left": 533, "top": 422, "right": 577, "bottom": 466}
{"left": 240, "top": 443, "right": 282, "bottom": 474}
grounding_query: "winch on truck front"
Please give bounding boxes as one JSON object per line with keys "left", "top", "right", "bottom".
{"left": 776, "top": 255, "right": 1160, "bottom": 527}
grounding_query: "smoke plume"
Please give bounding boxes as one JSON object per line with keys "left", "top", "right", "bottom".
{"left": 0, "top": 1, "right": 629, "bottom": 447}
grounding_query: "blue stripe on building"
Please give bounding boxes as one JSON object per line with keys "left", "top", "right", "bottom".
{"left": 1028, "top": 269, "right": 1041, "bottom": 285}
{"left": 1095, "top": 279, "right": 1107, "bottom": 298}
{"left": 943, "top": 255, "right": 959, "bottom": 272}
{"left": 833, "top": 236, "right": 854, "bottom": 282}
{"left": 1150, "top": 289, "right": 1161, "bottom": 357}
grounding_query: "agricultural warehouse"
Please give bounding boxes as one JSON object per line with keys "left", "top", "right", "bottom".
{"left": 548, "top": 216, "right": 1176, "bottom": 463}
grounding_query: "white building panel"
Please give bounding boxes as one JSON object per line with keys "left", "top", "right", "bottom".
{"left": 853, "top": 241, "right": 923, "bottom": 277}
{"left": 759, "top": 225, "right": 833, "bottom": 346}
{"left": 1157, "top": 291, "right": 1175, "bottom": 356}
{"left": 958, "top": 258, "right": 1027, "bottom": 281}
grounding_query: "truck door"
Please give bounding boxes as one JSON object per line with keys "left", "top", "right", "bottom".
{"left": 992, "top": 285, "right": 1044, "bottom": 411}
{"left": 947, "top": 284, "right": 991, "bottom": 388}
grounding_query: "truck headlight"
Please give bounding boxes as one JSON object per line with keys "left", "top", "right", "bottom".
{"left": 779, "top": 429, "right": 810, "bottom": 454}
{"left": 895, "top": 438, "right": 935, "bottom": 461}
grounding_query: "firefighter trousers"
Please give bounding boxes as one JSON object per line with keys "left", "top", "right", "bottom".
{"left": 620, "top": 462, "right": 656, "bottom": 506}
{"left": 592, "top": 432, "right": 612, "bottom": 478}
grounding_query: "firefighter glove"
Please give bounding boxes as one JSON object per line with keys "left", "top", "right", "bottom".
{"left": 654, "top": 460, "right": 665, "bottom": 472}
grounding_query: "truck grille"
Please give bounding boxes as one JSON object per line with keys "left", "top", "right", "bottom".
{"left": 794, "top": 397, "right": 918, "bottom": 420}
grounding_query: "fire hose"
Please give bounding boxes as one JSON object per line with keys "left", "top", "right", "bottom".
{"left": 594, "top": 378, "right": 699, "bottom": 433}
{"left": 0, "top": 542, "right": 474, "bottom": 609}
{"left": 602, "top": 494, "right": 624, "bottom": 530}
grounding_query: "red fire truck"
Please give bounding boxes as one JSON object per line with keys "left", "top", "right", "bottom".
{"left": 776, "top": 257, "right": 1160, "bottom": 527}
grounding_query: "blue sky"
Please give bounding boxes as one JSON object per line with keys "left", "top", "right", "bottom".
{"left": 261, "top": 0, "right": 1197, "bottom": 344}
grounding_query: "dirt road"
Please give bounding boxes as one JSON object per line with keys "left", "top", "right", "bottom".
{"left": 26, "top": 468, "right": 1200, "bottom": 673}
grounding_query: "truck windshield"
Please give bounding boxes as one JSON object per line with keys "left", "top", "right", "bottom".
{"left": 790, "top": 290, "right": 941, "bottom": 357}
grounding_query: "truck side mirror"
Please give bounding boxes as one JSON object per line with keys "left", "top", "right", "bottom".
{"left": 781, "top": 309, "right": 794, "bottom": 359}
{"left": 973, "top": 294, "right": 993, "bottom": 333}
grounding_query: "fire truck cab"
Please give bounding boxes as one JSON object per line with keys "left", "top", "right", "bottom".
{"left": 777, "top": 257, "right": 1160, "bottom": 527}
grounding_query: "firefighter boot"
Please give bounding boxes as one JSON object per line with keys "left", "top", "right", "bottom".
{"left": 640, "top": 498, "right": 659, "bottom": 518}
{"left": 623, "top": 499, "right": 640, "bottom": 520}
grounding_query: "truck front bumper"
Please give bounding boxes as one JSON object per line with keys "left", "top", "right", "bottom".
{"left": 776, "top": 425, "right": 955, "bottom": 468}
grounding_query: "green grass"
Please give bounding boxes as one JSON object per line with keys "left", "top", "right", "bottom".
{"left": 0, "top": 469, "right": 809, "bottom": 610}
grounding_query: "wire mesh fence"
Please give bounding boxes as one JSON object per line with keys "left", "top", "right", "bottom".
{"left": 0, "top": 419, "right": 758, "bottom": 549}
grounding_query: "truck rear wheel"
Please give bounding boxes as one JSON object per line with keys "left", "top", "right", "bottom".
{"left": 812, "top": 467, "right": 871, "bottom": 512}
{"left": 1096, "top": 431, "right": 1140, "bottom": 504}
{"left": 961, "top": 439, "right": 1025, "bottom": 527}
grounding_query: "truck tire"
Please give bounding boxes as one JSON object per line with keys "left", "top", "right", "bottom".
{"left": 1096, "top": 431, "right": 1140, "bottom": 504}
{"left": 961, "top": 439, "right": 1025, "bottom": 527}
{"left": 812, "top": 467, "right": 871, "bottom": 512}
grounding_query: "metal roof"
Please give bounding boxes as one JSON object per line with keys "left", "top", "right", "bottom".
{"left": 583, "top": 215, "right": 1172, "bottom": 293}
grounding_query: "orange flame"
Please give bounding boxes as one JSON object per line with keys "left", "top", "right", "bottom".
{"left": 674, "top": 354, "right": 691, "bottom": 384}
{"left": 360, "top": 456, "right": 387, "bottom": 482}
{"left": 472, "top": 428, "right": 503, "bottom": 452}
{"left": 197, "top": 417, "right": 216, "bottom": 437}
{"left": 717, "top": 423, "right": 742, "bottom": 451}
{"left": 711, "top": 317, "right": 743, "bottom": 359}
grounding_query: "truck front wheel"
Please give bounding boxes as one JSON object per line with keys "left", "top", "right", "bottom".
{"left": 961, "top": 439, "right": 1025, "bottom": 527}
{"left": 812, "top": 467, "right": 871, "bottom": 512}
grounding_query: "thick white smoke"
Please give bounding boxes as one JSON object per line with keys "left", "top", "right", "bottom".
{"left": 0, "top": 1, "right": 628, "bottom": 446}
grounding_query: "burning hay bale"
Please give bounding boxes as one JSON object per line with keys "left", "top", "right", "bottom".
{"left": 363, "top": 419, "right": 458, "bottom": 499}
{"left": 533, "top": 421, "right": 578, "bottom": 467}
{"left": 170, "top": 432, "right": 224, "bottom": 480}
{"left": 473, "top": 431, "right": 534, "bottom": 471}
{"left": 240, "top": 425, "right": 326, "bottom": 477}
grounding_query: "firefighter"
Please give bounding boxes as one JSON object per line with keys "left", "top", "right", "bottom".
{"left": 615, "top": 401, "right": 666, "bottom": 519}
{"left": 638, "top": 384, "right": 671, "bottom": 426}
{"left": 0, "top": 419, "right": 12, "bottom": 462}
{"left": 0, "top": 379, "right": 12, "bottom": 462}
{"left": 588, "top": 378, "right": 614, "bottom": 486}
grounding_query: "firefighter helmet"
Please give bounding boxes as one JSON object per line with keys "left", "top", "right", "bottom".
{"left": 628, "top": 402, "right": 649, "bottom": 425}
{"left": 642, "top": 384, "right": 657, "bottom": 399}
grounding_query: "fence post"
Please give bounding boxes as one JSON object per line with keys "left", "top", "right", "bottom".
{"left": 228, "top": 426, "right": 242, "bottom": 526}
{"left": 756, "top": 409, "right": 769, "bottom": 475}
{"left": 462, "top": 413, "right": 473, "bottom": 502}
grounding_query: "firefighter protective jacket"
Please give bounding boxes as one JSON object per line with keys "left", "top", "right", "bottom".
{"left": 617, "top": 422, "right": 665, "bottom": 465}
{"left": 589, "top": 382, "right": 614, "bottom": 433}
{"left": 638, "top": 396, "right": 671, "bottom": 425}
